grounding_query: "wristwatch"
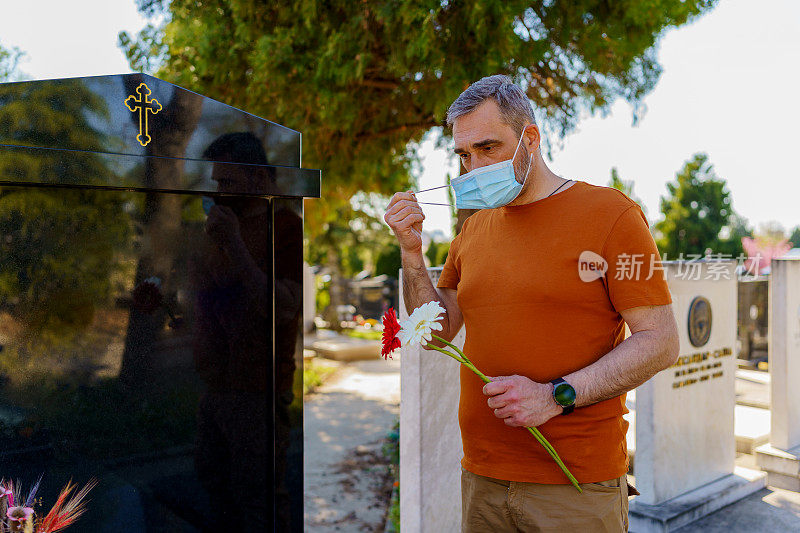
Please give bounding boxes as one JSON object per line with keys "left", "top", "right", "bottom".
{"left": 550, "top": 378, "right": 576, "bottom": 415}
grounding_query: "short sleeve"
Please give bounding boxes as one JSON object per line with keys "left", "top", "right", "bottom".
{"left": 436, "top": 227, "right": 465, "bottom": 290}
{"left": 602, "top": 205, "right": 673, "bottom": 312}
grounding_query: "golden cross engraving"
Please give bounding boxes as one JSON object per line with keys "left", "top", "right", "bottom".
{"left": 125, "top": 83, "right": 162, "bottom": 147}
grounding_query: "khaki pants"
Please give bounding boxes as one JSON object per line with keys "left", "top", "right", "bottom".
{"left": 461, "top": 468, "right": 629, "bottom": 532}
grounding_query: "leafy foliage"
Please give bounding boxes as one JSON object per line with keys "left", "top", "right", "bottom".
{"left": 721, "top": 212, "right": 752, "bottom": 258}
{"left": 305, "top": 192, "right": 396, "bottom": 278}
{"left": 789, "top": 226, "right": 800, "bottom": 249}
{"left": 0, "top": 44, "right": 24, "bottom": 82}
{"left": 608, "top": 167, "right": 647, "bottom": 218}
{"left": 374, "top": 244, "right": 402, "bottom": 280}
{"left": 118, "top": 0, "right": 719, "bottom": 265}
{"left": 655, "top": 153, "right": 744, "bottom": 258}
{"left": 425, "top": 240, "right": 451, "bottom": 267}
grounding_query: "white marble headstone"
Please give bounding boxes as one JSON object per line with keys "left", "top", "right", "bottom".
{"left": 635, "top": 261, "right": 737, "bottom": 505}
{"left": 399, "top": 268, "right": 463, "bottom": 533}
{"left": 754, "top": 258, "right": 800, "bottom": 490}
{"left": 303, "top": 261, "right": 316, "bottom": 333}
{"left": 766, "top": 258, "right": 800, "bottom": 451}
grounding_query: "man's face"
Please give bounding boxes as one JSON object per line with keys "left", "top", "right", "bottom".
{"left": 452, "top": 99, "right": 536, "bottom": 183}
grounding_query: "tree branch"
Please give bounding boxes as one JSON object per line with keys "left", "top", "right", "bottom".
{"left": 360, "top": 78, "right": 400, "bottom": 90}
{"left": 355, "top": 120, "right": 439, "bottom": 140}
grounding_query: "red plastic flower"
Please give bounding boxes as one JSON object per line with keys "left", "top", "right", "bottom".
{"left": 381, "top": 308, "right": 402, "bottom": 359}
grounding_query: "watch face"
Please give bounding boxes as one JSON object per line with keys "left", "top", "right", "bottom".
{"left": 554, "top": 382, "right": 576, "bottom": 407}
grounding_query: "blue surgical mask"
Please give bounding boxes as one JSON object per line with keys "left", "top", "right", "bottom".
{"left": 450, "top": 132, "right": 531, "bottom": 209}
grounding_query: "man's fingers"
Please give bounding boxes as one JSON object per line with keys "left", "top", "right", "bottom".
{"left": 493, "top": 407, "right": 511, "bottom": 419}
{"left": 386, "top": 203, "right": 420, "bottom": 221}
{"left": 395, "top": 213, "right": 424, "bottom": 230}
{"left": 389, "top": 211, "right": 424, "bottom": 230}
{"left": 483, "top": 379, "right": 511, "bottom": 396}
{"left": 385, "top": 199, "right": 422, "bottom": 221}
{"left": 486, "top": 395, "right": 508, "bottom": 409}
{"left": 389, "top": 205, "right": 424, "bottom": 225}
{"left": 387, "top": 191, "right": 417, "bottom": 210}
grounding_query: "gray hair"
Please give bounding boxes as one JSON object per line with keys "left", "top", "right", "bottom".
{"left": 446, "top": 75, "right": 536, "bottom": 135}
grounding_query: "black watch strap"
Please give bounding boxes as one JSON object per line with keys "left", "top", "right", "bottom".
{"left": 551, "top": 378, "right": 576, "bottom": 415}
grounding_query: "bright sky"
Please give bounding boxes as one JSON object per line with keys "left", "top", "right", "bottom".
{"left": 0, "top": 0, "right": 147, "bottom": 79}
{"left": 0, "top": 0, "right": 797, "bottom": 241}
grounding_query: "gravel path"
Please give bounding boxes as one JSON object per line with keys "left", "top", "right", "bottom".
{"left": 304, "top": 357, "right": 401, "bottom": 532}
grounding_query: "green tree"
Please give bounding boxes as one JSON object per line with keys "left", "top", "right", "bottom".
{"left": 119, "top": 0, "right": 719, "bottom": 256}
{"left": 425, "top": 241, "right": 441, "bottom": 266}
{"left": 0, "top": 44, "right": 23, "bottom": 81}
{"left": 425, "top": 240, "right": 452, "bottom": 267}
{"left": 436, "top": 241, "right": 451, "bottom": 267}
{"left": 374, "top": 244, "right": 403, "bottom": 280}
{"left": 608, "top": 167, "right": 647, "bottom": 218}
{"left": 306, "top": 193, "right": 396, "bottom": 329}
{"left": 717, "top": 212, "right": 751, "bottom": 258}
{"left": 655, "top": 153, "right": 741, "bottom": 258}
{"left": 789, "top": 226, "right": 800, "bottom": 249}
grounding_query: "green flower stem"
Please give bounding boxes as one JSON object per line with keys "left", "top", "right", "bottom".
{"left": 426, "top": 334, "right": 582, "bottom": 493}
{"left": 424, "top": 344, "right": 467, "bottom": 365}
{"left": 431, "top": 334, "right": 474, "bottom": 365}
{"left": 430, "top": 335, "right": 483, "bottom": 378}
{"left": 525, "top": 426, "right": 582, "bottom": 492}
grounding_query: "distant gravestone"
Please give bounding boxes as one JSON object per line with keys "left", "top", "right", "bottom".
{"left": 303, "top": 262, "right": 316, "bottom": 333}
{"left": 755, "top": 258, "right": 800, "bottom": 489}
{"left": 629, "top": 261, "right": 766, "bottom": 532}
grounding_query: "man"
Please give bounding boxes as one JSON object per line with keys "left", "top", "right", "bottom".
{"left": 384, "top": 75, "right": 679, "bottom": 532}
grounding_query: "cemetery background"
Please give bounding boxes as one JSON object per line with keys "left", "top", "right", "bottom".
{"left": 0, "top": 0, "right": 799, "bottom": 532}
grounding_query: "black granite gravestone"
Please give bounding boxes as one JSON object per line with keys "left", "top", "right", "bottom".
{"left": 0, "top": 74, "right": 320, "bottom": 532}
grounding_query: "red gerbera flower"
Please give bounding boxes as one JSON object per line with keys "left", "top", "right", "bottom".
{"left": 381, "top": 307, "right": 402, "bottom": 359}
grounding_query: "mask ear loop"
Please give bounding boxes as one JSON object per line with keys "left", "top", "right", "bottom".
{"left": 511, "top": 129, "right": 527, "bottom": 161}
{"left": 512, "top": 130, "right": 532, "bottom": 189}
{"left": 406, "top": 184, "right": 453, "bottom": 206}
{"left": 521, "top": 144, "right": 532, "bottom": 185}
{"left": 505, "top": 131, "right": 532, "bottom": 207}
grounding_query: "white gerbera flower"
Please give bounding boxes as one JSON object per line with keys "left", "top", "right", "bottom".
{"left": 398, "top": 301, "right": 446, "bottom": 346}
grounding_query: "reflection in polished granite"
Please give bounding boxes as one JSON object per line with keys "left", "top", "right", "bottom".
{"left": 0, "top": 74, "right": 316, "bottom": 532}
{"left": 0, "top": 185, "right": 303, "bottom": 531}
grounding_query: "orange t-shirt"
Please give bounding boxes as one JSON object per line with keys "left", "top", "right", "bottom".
{"left": 436, "top": 180, "right": 672, "bottom": 484}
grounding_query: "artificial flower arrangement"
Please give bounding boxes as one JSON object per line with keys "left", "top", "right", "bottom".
{"left": 0, "top": 477, "right": 96, "bottom": 532}
{"left": 381, "top": 302, "right": 581, "bottom": 492}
